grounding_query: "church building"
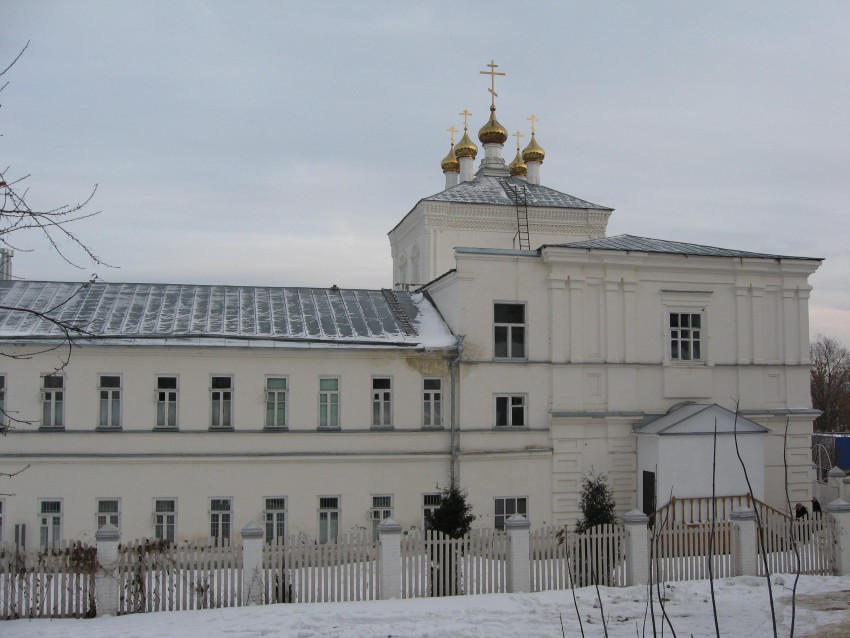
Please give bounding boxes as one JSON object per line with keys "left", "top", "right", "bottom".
{"left": 0, "top": 64, "right": 822, "bottom": 547}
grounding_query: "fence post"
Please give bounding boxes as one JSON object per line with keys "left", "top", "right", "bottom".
{"left": 623, "top": 509, "right": 650, "bottom": 586}
{"left": 95, "top": 524, "right": 120, "bottom": 617}
{"left": 827, "top": 499, "right": 850, "bottom": 576}
{"left": 378, "top": 518, "right": 402, "bottom": 599}
{"left": 730, "top": 508, "right": 758, "bottom": 576}
{"left": 241, "top": 521, "right": 265, "bottom": 605}
{"left": 505, "top": 514, "right": 531, "bottom": 593}
{"left": 828, "top": 466, "right": 850, "bottom": 502}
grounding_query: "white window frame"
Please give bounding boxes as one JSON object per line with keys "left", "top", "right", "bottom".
{"left": 494, "top": 302, "right": 526, "bottom": 359}
{"left": 318, "top": 496, "right": 340, "bottom": 544}
{"left": 39, "top": 499, "right": 62, "bottom": 548}
{"left": 495, "top": 394, "right": 526, "bottom": 427}
{"left": 423, "top": 378, "right": 442, "bottom": 428}
{"left": 668, "top": 311, "right": 704, "bottom": 362}
{"left": 156, "top": 375, "right": 179, "bottom": 428}
{"left": 0, "top": 374, "right": 7, "bottom": 427}
{"left": 422, "top": 492, "right": 441, "bottom": 531}
{"left": 318, "top": 377, "right": 340, "bottom": 429}
{"left": 369, "top": 495, "right": 393, "bottom": 540}
{"left": 494, "top": 496, "right": 527, "bottom": 530}
{"left": 0, "top": 499, "right": 4, "bottom": 544}
{"left": 264, "top": 497, "right": 287, "bottom": 544}
{"left": 210, "top": 376, "right": 233, "bottom": 428}
{"left": 265, "top": 377, "right": 288, "bottom": 429}
{"left": 98, "top": 374, "right": 122, "bottom": 428}
{"left": 371, "top": 377, "right": 392, "bottom": 428}
{"left": 210, "top": 497, "right": 232, "bottom": 545}
{"left": 96, "top": 498, "right": 120, "bottom": 531}
{"left": 154, "top": 498, "right": 177, "bottom": 543}
{"left": 41, "top": 375, "right": 64, "bottom": 428}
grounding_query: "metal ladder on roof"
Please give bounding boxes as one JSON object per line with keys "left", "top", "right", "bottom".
{"left": 382, "top": 289, "right": 416, "bottom": 336}
{"left": 499, "top": 178, "right": 530, "bottom": 250}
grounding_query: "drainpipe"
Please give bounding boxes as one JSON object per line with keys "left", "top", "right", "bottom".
{"left": 449, "top": 335, "right": 465, "bottom": 486}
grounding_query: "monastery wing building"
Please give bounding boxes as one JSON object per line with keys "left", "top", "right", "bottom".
{"left": 0, "top": 66, "right": 822, "bottom": 546}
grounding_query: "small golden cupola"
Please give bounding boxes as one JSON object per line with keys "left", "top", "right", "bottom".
{"left": 522, "top": 114, "right": 545, "bottom": 185}
{"left": 441, "top": 126, "right": 460, "bottom": 173}
{"left": 454, "top": 109, "right": 478, "bottom": 183}
{"left": 453, "top": 130, "right": 478, "bottom": 159}
{"left": 478, "top": 106, "right": 509, "bottom": 145}
{"left": 508, "top": 131, "right": 527, "bottom": 178}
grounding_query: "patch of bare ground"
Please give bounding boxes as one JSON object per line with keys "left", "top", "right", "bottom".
{"left": 787, "top": 590, "right": 850, "bottom": 638}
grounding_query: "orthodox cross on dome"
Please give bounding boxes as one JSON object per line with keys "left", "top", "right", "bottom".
{"left": 459, "top": 108, "right": 472, "bottom": 131}
{"left": 480, "top": 60, "right": 506, "bottom": 108}
{"left": 513, "top": 130, "right": 524, "bottom": 150}
{"left": 447, "top": 125, "right": 458, "bottom": 145}
{"left": 528, "top": 113, "right": 540, "bottom": 134}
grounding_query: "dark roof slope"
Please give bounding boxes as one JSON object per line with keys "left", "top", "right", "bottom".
{"left": 547, "top": 234, "right": 822, "bottom": 261}
{"left": 424, "top": 175, "right": 611, "bottom": 210}
{"left": 0, "top": 281, "right": 455, "bottom": 348}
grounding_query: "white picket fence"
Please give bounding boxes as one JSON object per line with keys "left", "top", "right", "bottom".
{"left": 757, "top": 511, "right": 834, "bottom": 576}
{"left": 0, "top": 541, "right": 96, "bottom": 619}
{"left": 400, "top": 528, "right": 508, "bottom": 597}
{"left": 262, "top": 532, "right": 379, "bottom": 603}
{"left": 530, "top": 524, "right": 627, "bottom": 590}
{"left": 651, "top": 521, "right": 737, "bottom": 582}
{"left": 117, "top": 539, "right": 243, "bottom": 614}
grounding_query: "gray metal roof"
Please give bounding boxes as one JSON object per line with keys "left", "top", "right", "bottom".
{"left": 549, "top": 235, "right": 822, "bottom": 260}
{"left": 0, "top": 281, "right": 456, "bottom": 348}
{"left": 424, "top": 176, "right": 611, "bottom": 210}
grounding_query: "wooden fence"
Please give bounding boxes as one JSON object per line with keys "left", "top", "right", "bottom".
{"left": 0, "top": 541, "right": 95, "bottom": 619}
{"left": 400, "top": 529, "right": 507, "bottom": 597}
{"left": 117, "top": 539, "right": 243, "bottom": 614}
{"left": 262, "top": 532, "right": 379, "bottom": 603}
{"left": 757, "top": 511, "right": 834, "bottom": 576}
{"left": 651, "top": 521, "right": 737, "bottom": 582}
{"left": 530, "top": 524, "right": 627, "bottom": 591}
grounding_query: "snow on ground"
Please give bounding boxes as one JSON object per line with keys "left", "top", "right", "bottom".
{"left": 6, "top": 575, "right": 850, "bottom": 638}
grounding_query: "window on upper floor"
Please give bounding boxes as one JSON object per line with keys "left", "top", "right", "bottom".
{"left": 154, "top": 499, "right": 177, "bottom": 543}
{"left": 423, "top": 378, "right": 442, "bottom": 428}
{"left": 98, "top": 375, "right": 121, "bottom": 428}
{"left": 42, "top": 375, "right": 64, "bottom": 428}
{"left": 265, "top": 378, "right": 287, "bottom": 429}
{"left": 39, "top": 499, "right": 62, "bottom": 548}
{"left": 494, "top": 303, "right": 526, "bottom": 359}
{"left": 318, "top": 496, "right": 339, "bottom": 544}
{"left": 669, "top": 312, "right": 703, "bottom": 362}
{"left": 494, "top": 496, "right": 527, "bottom": 530}
{"left": 264, "top": 497, "right": 286, "bottom": 544}
{"left": 210, "top": 498, "right": 232, "bottom": 545}
{"left": 318, "top": 378, "right": 339, "bottom": 429}
{"left": 96, "top": 498, "right": 120, "bottom": 531}
{"left": 156, "top": 376, "right": 178, "bottom": 428}
{"left": 372, "top": 378, "right": 392, "bottom": 428}
{"left": 210, "top": 376, "right": 233, "bottom": 428}
{"left": 495, "top": 394, "right": 526, "bottom": 427}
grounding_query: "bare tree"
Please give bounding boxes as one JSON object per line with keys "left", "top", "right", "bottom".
{"left": 810, "top": 334, "right": 850, "bottom": 432}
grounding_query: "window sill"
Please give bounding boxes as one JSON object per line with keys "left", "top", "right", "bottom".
{"left": 39, "top": 426, "right": 65, "bottom": 432}
{"left": 153, "top": 426, "right": 179, "bottom": 432}
{"left": 421, "top": 425, "right": 445, "bottom": 431}
{"left": 493, "top": 425, "right": 528, "bottom": 430}
{"left": 370, "top": 425, "right": 395, "bottom": 431}
{"left": 317, "top": 427, "right": 341, "bottom": 432}
{"left": 263, "top": 426, "right": 289, "bottom": 432}
{"left": 493, "top": 357, "right": 528, "bottom": 362}
{"left": 208, "top": 426, "right": 235, "bottom": 432}
{"left": 95, "top": 426, "right": 123, "bottom": 432}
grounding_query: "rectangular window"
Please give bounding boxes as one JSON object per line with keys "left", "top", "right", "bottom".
{"left": 318, "top": 378, "right": 339, "bottom": 428}
{"left": 423, "top": 379, "right": 442, "bottom": 428}
{"left": 423, "top": 493, "right": 441, "bottom": 531}
{"left": 318, "top": 496, "right": 339, "bottom": 544}
{"left": 210, "top": 376, "right": 233, "bottom": 428}
{"left": 98, "top": 375, "right": 121, "bottom": 428}
{"left": 42, "top": 375, "right": 64, "bottom": 428}
{"left": 0, "top": 375, "right": 6, "bottom": 425}
{"left": 96, "top": 499, "right": 120, "bottom": 530}
{"left": 494, "top": 303, "right": 526, "bottom": 359}
{"left": 669, "top": 312, "right": 702, "bottom": 361}
{"left": 371, "top": 378, "right": 392, "bottom": 427}
{"left": 265, "top": 378, "right": 287, "bottom": 428}
{"left": 39, "top": 500, "right": 62, "bottom": 548}
{"left": 0, "top": 500, "right": 4, "bottom": 544}
{"left": 370, "top": 495, "right": 393, "bottom": 540}
{"left": 264, "top": 497, "right": 286, "bottom": 544}
{"left": 210, "top": 498, "right": 232, "bottom": 545}
{"left": 154, "top": 499, "right": 176, "bottom": 543}
{"left": 494, "top": 497, "right": 527, "bottom": 530}
{"left": 495, "top": 395, "right": 526, "bottom": 427}
{"left": 156, "top": 376, "right": 178, "bottom": 427}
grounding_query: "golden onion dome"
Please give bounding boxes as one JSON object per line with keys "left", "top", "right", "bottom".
{"left": 478, "top": 106, "right": 509, "bottom": 145}
{"left": 440, "top": 144, "right": 460, "bottom": 172}
{"left": 522, "top": 133, "right": 545, "bottom": 163}
{"left": 453, "top": 130, "right": 478, "bottom": 159}
{"left": 508, "top": 148, "right": 527, "bottom": 177}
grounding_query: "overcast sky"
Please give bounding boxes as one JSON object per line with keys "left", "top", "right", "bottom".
{"left": 3, "top": 2, "right": 849, "bottom": 344}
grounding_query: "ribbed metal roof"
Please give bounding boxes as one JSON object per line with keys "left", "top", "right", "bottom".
{"left": 550, "top": 235, "right": 821, "bottom": 260}
{"left": 0, "top": 281, "right": 455, "bottom": 348}
{"left": 424, "top": 176, "right": 611, "bottom": 210}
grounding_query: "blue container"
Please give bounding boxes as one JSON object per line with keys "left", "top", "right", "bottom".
{"left": 836, "top": 437, "right": 850, "bottom": 470}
